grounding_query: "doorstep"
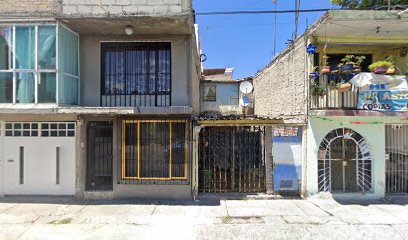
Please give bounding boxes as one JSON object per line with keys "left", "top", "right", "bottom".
{"left": 83, "top": 191, "right": 114, "bottom": 200}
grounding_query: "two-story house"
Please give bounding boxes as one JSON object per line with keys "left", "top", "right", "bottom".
{"left": 254, "top": 10, "right": 408, "bottom": 199}
{"left": 0, "top": 0, "right": 201, "bottom": 200}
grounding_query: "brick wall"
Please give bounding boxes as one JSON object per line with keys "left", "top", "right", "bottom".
{"left": 253, "top": 36, "right": 308, "bottom": 122}
{"left": 0, "top": 0, "right": 59, "bottom": 16}
{"left": 62, "top": 0, "right": 191, "bottom": 17}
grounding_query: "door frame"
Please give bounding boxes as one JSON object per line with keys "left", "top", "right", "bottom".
{"left": 0, "top": 121, "right": 4, "bottom": 197}
{"left": 86, "top": 121, "right": 114, "bottom": 191}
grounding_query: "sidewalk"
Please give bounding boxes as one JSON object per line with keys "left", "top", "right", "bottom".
{"left": 0, "top": 195, "right": 407, "bottom": 240}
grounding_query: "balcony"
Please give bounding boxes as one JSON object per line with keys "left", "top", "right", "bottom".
{"left": 310, "top": 72, "right": 408, "bottom": 113}
{"left": 310, "top": 73, "right": 359, "bottom": 110}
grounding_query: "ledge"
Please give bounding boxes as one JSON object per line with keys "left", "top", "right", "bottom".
{"left": 0, "top": 106, "right": 193, "bottom": 115}
{"left": 310, "top": 109, "right": 408, "bottom": 117}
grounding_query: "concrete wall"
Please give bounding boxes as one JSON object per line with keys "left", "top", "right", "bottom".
{"left": 190, "top": 33, "right": 201, "bottom": 114}
{"left": 0, "top": 0, "right": 192, "bottom": 18}
{"left": 200, "top": 83, "right": 240, "bottom": 115}
{"left": 253, "top": 36, "right": 308, "bottom": 122}
{"left": 306, "top": 116, "right": 408, "bottom": 199}
{"left": 80, "top": 35, "right": 192, "bottom": 107}
{"left": 62, "top": 0, "right": 192, "bottom": 16}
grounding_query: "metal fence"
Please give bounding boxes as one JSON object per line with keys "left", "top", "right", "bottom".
{"left": 386, "top": 124, "right": 408, "bottom": 194}
{"left": 198, "top": 126, "right": 266, "bottom": 193}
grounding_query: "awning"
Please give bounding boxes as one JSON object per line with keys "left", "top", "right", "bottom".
{"left": 350, "top": 73, "right": 407, "bottom": 89}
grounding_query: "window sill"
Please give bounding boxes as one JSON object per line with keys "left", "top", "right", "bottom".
{"left": 118, "top": 179, "right": 190, "bottom": 185}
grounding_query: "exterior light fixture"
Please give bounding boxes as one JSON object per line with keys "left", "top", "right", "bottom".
{"left": 125, "top": 25, "right": 134, "bottom": 35}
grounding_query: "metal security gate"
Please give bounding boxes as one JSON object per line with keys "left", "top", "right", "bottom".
{"left": 86, "top": 121, "right": 113, "bottom": 190}
{"left": 198, "top": 126, "right": 266, "bottom": 193}
{"left": 386, "top": 125, "right": 408, "bottom": 194}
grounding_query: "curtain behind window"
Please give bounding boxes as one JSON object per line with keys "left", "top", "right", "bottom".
{"left": 16, "top": 27, "right": 35, "bottom": 103}
{"left": 102, "top": 43, "right": 171, "bottom": 96}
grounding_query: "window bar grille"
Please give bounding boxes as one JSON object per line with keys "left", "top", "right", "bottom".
{"left": 118, "top": 119, "right": 190, "bottom": 184}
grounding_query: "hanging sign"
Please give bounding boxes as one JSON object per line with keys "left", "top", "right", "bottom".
{"left": 350, "top": 73, "right": 408, "bottom": 112}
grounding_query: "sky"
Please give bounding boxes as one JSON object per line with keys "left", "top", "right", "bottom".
{"left": 193, "top": 0, "right": 338, "bottom": 79}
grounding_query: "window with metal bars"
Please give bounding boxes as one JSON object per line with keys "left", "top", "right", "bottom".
{"left": 101, "top": 42, "right": 171, "bottom": 107}
{"left": 120, "top": 120, "right": 188, "bottom": 181}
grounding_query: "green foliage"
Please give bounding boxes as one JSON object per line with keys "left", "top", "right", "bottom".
{"left": 337, "top": 55, "right": 366, "bottom": 68}
{"left": 368, "top": 61, "right": 394, "bottom": 70}
{"left": 311, "top": 84, "right": 326, "bottom": 97}
{"left": 331, "top": 0, "right": 408, "bottom": 9}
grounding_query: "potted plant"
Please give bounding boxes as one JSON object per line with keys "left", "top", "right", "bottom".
{"left": 306, "top": 44, "right": 317, "bottom": 54}
{"left": 337, "top": 55, "right": 366, "bottom": 74}
{"left": 369, "top": 56, "right": 395, "bottom": 74}
{"left": 336, "top": 81, "right": 352, "bottom": 92}
{"left": 320, "top": 55, "right": 331, "bottom": 74}
{"left": 309, "top": 66, "right": 319, "bottom": 79}
{"left": 311, "top": 83, "right": 326, "bottom": 97}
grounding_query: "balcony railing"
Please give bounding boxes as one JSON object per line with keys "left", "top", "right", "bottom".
{"left": 101, "top": 94, "right": 171, "bottom": 107}
{"left": 310, "top": 73, "right": 359, "bottom": 110}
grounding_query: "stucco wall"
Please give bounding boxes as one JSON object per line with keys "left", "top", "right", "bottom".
{"left": 253, "top": 36, "right": 308, "bottom": 122}
{"left": 80, "top": 35, "right": 191, "bottom": 107}
{"left": 306, "top": 116, "right": 407, "bottom": 199}
{"left": 201, "top": 83, "right": 240, "bottom": 115}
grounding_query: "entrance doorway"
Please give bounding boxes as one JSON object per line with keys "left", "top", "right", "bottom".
{"left": 198, "top": 126, "right": 266, "bottom": 193}
{"left": 86, "top": 121, "right": 113, "bottom": 191}
{"left": 318, "top": 128, "right": 372, "bottom": 193}
{"left": 386, "top": 125, "right": 408, "bottom": 194}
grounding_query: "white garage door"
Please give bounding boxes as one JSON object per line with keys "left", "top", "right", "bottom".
{"left": 2, "top": 122, "right": 76, "bottom": 195}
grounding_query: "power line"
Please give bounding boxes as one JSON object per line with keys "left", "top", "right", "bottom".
{"left": 195, "top": 8, "right": 331, "bottom": 16}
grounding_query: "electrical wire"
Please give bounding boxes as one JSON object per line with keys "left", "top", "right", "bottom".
{"left": 195, "top": 8, "right": 332, "bottom": 16}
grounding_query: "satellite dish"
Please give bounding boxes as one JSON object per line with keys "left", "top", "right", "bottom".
{"left": 240, "top": 81, "right": 253, "bottom": 94}
{"left": 240, "top": 96, "right": 251, "bottom": 107}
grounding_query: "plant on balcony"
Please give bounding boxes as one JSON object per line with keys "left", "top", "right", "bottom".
{"left": 336, "top": 82, "right": 352, "bottom": 92}
{"left": 320, "top": 55, "right": 331, "bottom": 74}
{"left": 337, "top": 55, "right": 366, "bottom": 74}
{"left": 311, "top": 83, "right": 326, "bottom": 97}
{"left": 369, "top": 56, "right": 395, "bottom": 74}
{"left": 306, "top": 44, "right": 317, "bottom": 54}
{"left": 309, "top": 66, "right": 319, "bottom": 79}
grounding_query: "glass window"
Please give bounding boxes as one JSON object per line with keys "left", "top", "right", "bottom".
{"left": 15, "top": 27, "right": 35, "bottom": 70}
{"left": 203, "top": 84, "right": 216, "bottom": 101}
{"left": 102, "top": 43, "right": 171, "bottom": 99}
{"left": 122, "top": 120, "right": 187, "bottom": 180}
{"left": 38, "top": 73, "right": 56, "bottom": 103}
{"left": 59, "top": 74, "right": 78, "bottom": 105}
{"left": 0, "top": 27, "right": 13, "bottom": 70}
{"left": 140, "top": 122, "right": 170, "bottom": 178}
{"left": 0, "top": 24, "right": 78, "bottom": 105}
{"left": 38, "top": 26, "right": 56, "bottom": 70}
{"left": 16, "top": 72, "right": 35, "bottom": 103}
{"left": 0, "top": 72, "right": 13, "bottom": 103}
{"left": 59, "top": 25, "right": 78, "bottom": 76}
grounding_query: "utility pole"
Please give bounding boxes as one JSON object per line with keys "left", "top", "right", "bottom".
{"left": 272, "top": 0, "right": 277, "bottom": 56}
